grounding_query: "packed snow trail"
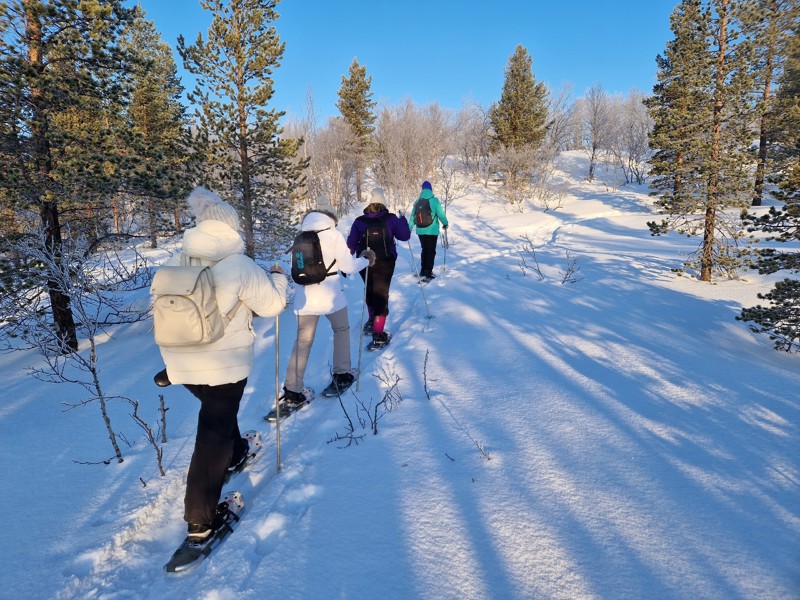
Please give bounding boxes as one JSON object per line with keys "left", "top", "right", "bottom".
{"left": 1, "top": 154, "right": 796, "bottom": 600}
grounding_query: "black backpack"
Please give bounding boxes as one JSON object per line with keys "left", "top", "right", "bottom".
{"left": 414, "top": 197, "right": 434, "bottom": 228}
{"left": 290, "top": 229, "right": 336, "bottom": 285}
{"left": 363, "top": 216, "right": 392, "bottom": 260}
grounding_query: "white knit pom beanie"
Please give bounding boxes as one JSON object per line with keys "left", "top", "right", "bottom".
{"left": 186, "top": 187, "right": 241, "bottom": 232}
{"left": 370, "top": 187, "right": 386, "bottom": 203}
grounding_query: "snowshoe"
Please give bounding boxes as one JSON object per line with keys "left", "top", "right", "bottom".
{"left": 264, "top": 387, "right": 314, "bottom": 423}
{"left": 164, "top": 491, "right": 245, "bottom": 573}
{"left": 366, "top": 332, "right": 392, "bottom": 352}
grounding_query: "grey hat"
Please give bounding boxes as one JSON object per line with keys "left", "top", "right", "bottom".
{"left": 316, "top": 194, "right": 336, "bottom": 214}
{"left": 313, "top": 194, "right": 338, "bottom": 223}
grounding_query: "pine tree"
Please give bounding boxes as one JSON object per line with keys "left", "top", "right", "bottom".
{"left": 122, "top": 6, "right": 191, "bottom": 247}
{"left": 738, "top": 280, "right": 800, "bottom": 352}
{"left": 738, "top": 21, "right": 800, "bottom": 351}
{"left": 646, "top": 0, "right": 713, "bottom": 211}
{"left": 738, "top": 194, "right": 800, "bottom": 350}
{"left": 764, "top": 6, "right": 800, "bottom": 208}
{"left": 179, "top": 0, "right": 306, "bottom": 258}
{"left": 488, "top": 44, "right": 549, "bottom": 151}
{"left": 336, "top": 58, "right": 376, "bottom": 205}
{"left": 0, "top": 0, "right": 135, "bottom": 352}
{"left": 646, "top": 0, "right": 755, "bottom": 281}
{"left": 741, "top": 0, "right": 799, "bottom": 206}
{"left": 700, "top": 0, "right": 755, "bottom": 280}
{"left": 487, "top": 44, "right": 549, "bottom": 204}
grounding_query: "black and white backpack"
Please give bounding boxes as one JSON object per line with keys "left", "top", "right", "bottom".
{"left": 290, "top": 229, "right": 337, "bottom": 285}
{"left": 363, "top": 216, "right": 391, "bottom": 260}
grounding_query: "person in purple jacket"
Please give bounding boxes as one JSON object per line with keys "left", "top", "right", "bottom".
{"left": 346, "top": 188, "right": 411, "bottom": 348}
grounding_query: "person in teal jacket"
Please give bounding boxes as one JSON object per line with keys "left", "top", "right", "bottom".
{"left": 408, "top": 180, "right": 448, "bottom": 282}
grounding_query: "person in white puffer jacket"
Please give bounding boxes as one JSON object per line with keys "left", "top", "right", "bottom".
{"left": 281, "top": 196, "right": 375, "bottom": 407}
{"left": 154, "top": 186, "right": 288, "bottom": 543}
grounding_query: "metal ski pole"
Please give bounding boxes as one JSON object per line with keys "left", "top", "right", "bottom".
{"left": 274, "top": 313, "right": 281, "bottom": 472}
{"left": 441, "top": 227, "right": 448, "bottom": 273}
{"left": 356, "top": 264, "right": 368, "bottom": 392}
{"left": 406, "top": 240, "right": 433, "bottom": 319}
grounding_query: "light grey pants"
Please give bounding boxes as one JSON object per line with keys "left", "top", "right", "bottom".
{"left": 284, "top": 307, "right": 351, "bottom": 393}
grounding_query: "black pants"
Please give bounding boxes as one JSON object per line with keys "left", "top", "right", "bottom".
{"left": 359, "top": 257, "right": 396, "bottom": 317}
{"left": 183, "top": 378, "right": 249, "bottom": 525}
{"left": 418, "top": 234, "right": 438, "bottom": 275}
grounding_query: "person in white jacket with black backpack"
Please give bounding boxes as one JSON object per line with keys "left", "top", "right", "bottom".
{"left": 153, "top": 187, "right": 288, "bottom": 543}
{"left": 281, "top": 196, "right": 375, "bottom": 408}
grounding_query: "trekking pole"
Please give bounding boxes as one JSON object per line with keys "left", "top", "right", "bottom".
{"left": 406, "top": 240, "right": 433, "bottom": 319}
{"left": 442, "top": 227, "right": 448, "bottom": 273}
{"left": 356, "top": 264, "right": 368, "bottom": 392}
{"left": 274, "top": 313, "right": 281, "bottom": 472}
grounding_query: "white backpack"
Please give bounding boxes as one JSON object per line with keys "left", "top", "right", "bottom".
{"left": 150, "top": 255, "right": 241, "bottom": 347}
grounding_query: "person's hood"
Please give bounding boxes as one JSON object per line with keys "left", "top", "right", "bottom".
{"left": 301, "top": 210, "right": 337, "bottom": 232}
{"left": 364, "top": 210, "right": 389, "bottom": 220}
{"left": 182, "top": 219, "right": 245, "bottom": 261}
{"left": 420, "top": 189, "right": 434, "bottom": 200}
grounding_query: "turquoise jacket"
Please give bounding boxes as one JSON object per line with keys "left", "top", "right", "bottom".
{"left": 408, "top": 189, "right": 448, "bottom": 235}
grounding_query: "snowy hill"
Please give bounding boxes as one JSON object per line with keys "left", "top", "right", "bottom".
{"left": 0, "top": 152, "right": 797, "bottom": 600}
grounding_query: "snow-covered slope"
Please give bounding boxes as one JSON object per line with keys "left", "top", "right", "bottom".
{"left": 1, "top": 152, "right": 797, "bottom": 600}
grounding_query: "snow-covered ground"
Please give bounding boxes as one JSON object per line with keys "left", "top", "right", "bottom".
{"left": 1, "top": 152, "right": 797, "bottom": 599}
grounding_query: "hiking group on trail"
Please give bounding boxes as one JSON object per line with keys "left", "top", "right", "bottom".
{"left": 150, "top": 181, "right": 449, "bottom": 564}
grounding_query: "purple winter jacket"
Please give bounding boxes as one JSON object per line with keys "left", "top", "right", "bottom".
{"left": 346, "top": 210, "right": 411, "bottom": 260}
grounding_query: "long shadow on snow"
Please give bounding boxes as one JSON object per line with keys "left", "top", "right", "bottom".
{"left": 395, "top": 244, "right": 799, "bottom": 599}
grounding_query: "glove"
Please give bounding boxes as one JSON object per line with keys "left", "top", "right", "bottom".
{"left": 154, "top": 368, "right": 171, "bottom": 387}
{"left": 443, "top": 224, "right": 449, "bottom": 230}
{"left": 360, "top": 248, "right": 376, "bottom": 267}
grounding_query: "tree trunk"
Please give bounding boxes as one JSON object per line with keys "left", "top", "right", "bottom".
{"left": 587, "top": 144, "right": 598, "bottom": 182}
{"left": 355, "top": 153, "right": 363, "bottom": 204}
{"left": 700, "top": 202, "right": 717, "bottom": 281}
{"left": 673, "top": 150, "right": 683, "bottom": 199}
{"left": 148, "top": 197, "right": 158, "bottom": 249}
{"left": 702, "top": 0, "right": 729, "bottom": 282}
{"left": 27, "top": 2, "right": 79, "bottom": 351}
{"left": 40, "top": 200, "right": 79, "bottom": 351}
{"left": 752, "top": 42, "right": 775, "bottom": 207}
{"left": 239, "top": 107, "right": 255, "bottom": 258}
{"left": 113, "top": 197, "right": 120, "bottom": 234}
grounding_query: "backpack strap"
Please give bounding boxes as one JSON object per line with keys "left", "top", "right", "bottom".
{"left": 181, "top": 253, "right": 243, "bottom": 322}
{"left": 311, "top": 227, "right": 337, "bottom": 277}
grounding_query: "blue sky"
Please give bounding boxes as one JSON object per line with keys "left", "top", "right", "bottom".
{"left": 132, "top": 0, "right": 677, "bottom": 123}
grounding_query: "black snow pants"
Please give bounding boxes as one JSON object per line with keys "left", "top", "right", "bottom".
{"left": 182, "top": 378, "right": 249, "bottom": 525}
{"left": 359, "top": 257, "right": 396, "bottom": 317}
{"left": 418, "top": 234, "right": 439, "bottom": 275}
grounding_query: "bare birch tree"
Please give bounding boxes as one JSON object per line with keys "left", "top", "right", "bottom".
{"left": 581, "top": 83, "right": 612, "bottom": 182}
